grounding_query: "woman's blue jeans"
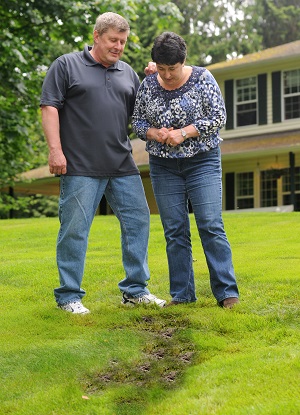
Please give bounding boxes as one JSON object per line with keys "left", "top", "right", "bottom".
{"left": 54, "top": 175, "right": 150, "bottom": 305}
{"left": 149, "top": 147, "right": 239, "bottom": 304}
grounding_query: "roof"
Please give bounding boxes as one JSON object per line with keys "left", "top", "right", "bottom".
{"left": 207, "top": 40, "right": 300, "bottom": 74}
{"left": 220, "top": 129, "right": 300, "bottom": 160}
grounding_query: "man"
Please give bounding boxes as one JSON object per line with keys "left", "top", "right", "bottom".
{"left": 40, "top": 12, "right": 166, "bottom": 314}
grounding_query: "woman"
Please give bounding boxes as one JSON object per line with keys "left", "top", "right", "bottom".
{"left": 132, "top": 32, "right": 239, "bottom": 308}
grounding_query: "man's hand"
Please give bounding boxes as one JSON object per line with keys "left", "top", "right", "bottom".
{"left": 48, "top": 148, "right": 67, "bottom": 175}
{"left": 41, "top": 106, "right": 67, "bottom": 175}
{"left": 144, "top": 61, "right": 157, "bottom": 76}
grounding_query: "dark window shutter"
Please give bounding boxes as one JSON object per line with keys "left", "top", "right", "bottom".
{"left": 258, "top": 74, "right": 267, "bottom": 125}
{"left": 225, "top": 80, "right": 234, "bottom": 130}
{"left": 272, "top": 71, "right": 282, "bottom": 123}
{"left": 225, "top": 172, "right": 235, "bottom": 210}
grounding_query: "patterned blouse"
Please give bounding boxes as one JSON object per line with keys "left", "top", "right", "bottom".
{"left": 132, "top": 66, "right": 226, "bottom": 158}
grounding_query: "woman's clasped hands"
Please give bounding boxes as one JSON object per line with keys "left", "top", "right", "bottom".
{"left": 156, "top": 127, "right": 184, "bottom": 147}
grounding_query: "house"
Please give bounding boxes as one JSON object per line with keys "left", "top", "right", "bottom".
{"left": 208, "top": 40, "right": 300, "bottom": 211}
{"left": 8, "top": 40, "right": 300, "bottom": 213}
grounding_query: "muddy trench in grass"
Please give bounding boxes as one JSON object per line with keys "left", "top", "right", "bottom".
{"left": 83, "top": 312, "right": 198, "bottom": 410}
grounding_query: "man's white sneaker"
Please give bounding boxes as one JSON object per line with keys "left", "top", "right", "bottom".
{"left": 58, "top": 301, "right": 90, "bottom": 314}
{"left": 122, "top": 293, "right": 166, "bottom": 308}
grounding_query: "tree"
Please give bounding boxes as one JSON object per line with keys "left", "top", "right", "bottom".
{"left": 0, "top": 0, "right": 91, "bottom": 189}
{"left": 172, "top": 0, "right": 300, "bottom": 65}
{"left": 172, "top": 0, "right": 262, "bottom": 65}
{"left": 254, "top": 0, "right": 300, "bottom": 49}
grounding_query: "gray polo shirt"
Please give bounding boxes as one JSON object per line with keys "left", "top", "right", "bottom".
{"left": 40, "top": 45, "right": 140, "bottom": 177}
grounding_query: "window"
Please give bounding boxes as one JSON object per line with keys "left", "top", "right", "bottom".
{"left": 236, "top": 77, "right": 257, "bottom": 126}
{"left": 260, "top": 171, "right": 277, "bottom": 207}
{"left": 283, "top": 69, "right": 300, "bottom": 120}
{"left": 236, "top": 172, "right": 254, "bottom": 209}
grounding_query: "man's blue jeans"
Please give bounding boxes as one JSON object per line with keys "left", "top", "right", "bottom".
{"left": 149, "top": 147, "right": 239, "bottom": 304}
{"left": 54, "top": 175, "right": 150, "bottom": 305}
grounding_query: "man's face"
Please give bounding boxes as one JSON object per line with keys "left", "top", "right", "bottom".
{"left": 93, "top": 28, "right": 128, "bottom": 67}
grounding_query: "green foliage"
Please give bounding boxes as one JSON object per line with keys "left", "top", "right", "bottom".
{"left": 0, "top": 193, "right": 30, "bottom": 219}
{"left": 172, "top": 0, "right": 263, "bottom": 65}
{"left": 0, "top": 193, "right": 58, "bottom": 219}
{"left": 254, "top": 0, "right": 300, "bottom": 48}
{"left": 0, "top": 213, "right": 299, "bottom": 414}
{"left": 0, "top": 0, "right": 85, "bottom": 188}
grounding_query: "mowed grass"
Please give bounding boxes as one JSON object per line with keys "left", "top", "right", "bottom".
{"left": 0, "top": 213, "right": 299, "bottom": 415}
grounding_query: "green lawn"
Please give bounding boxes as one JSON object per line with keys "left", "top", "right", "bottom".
{"left": 0, "top": 213, "right": 299, "bottom": 415}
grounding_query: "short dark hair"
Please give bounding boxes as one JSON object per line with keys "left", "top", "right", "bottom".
{"left": 151, "top": 32, "right": 187, "bottom": 65}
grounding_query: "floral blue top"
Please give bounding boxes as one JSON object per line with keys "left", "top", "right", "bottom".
{"left": 132, "top": 66, "right": 226, "bottom": 158}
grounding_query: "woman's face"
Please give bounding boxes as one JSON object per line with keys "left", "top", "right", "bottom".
{"left": 156, "top": 62, "right": 185, "bottom": 87}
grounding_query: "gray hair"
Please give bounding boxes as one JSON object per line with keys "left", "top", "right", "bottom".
{"left": 94, "top": 12, "right": 130, "bottom": 35}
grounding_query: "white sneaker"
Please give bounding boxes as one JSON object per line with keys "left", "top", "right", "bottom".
{"left": 58, "top": 301, "right": 90, "bottom": 314}
{"left": 122, "top": 293, "right": 166, "bottom": 308}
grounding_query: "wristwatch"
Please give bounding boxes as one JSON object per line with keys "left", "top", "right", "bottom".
{"left": 181, "top": 128, "right": 187, "bottom": 140}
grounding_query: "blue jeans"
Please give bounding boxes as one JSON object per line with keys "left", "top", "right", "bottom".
{"left": 54, "top": 175, "right": 150, "bottom": 305}
{"left": 149, "top": 147, "right": 239, "bottom": 304}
